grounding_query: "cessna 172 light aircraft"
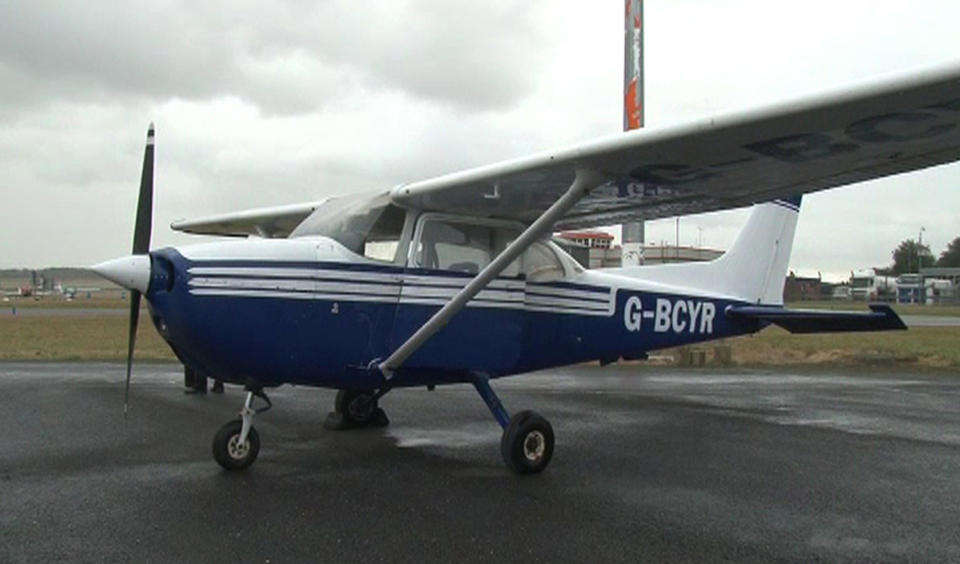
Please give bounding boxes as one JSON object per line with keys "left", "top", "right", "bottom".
{"left": 94, "top": 61, "right": 960, "bottom": 474}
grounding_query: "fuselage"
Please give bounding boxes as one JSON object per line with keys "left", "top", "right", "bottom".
{"left": 143, "top": 236, "right": 760, "bottom": 390}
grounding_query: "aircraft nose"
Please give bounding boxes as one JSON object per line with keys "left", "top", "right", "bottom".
{"left": 91, "top": 255, "right": 152, "bottom": 293}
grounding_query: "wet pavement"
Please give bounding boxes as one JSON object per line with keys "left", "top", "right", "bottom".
{"left": 2, "top": 362, "right": 960, "bottom": 562}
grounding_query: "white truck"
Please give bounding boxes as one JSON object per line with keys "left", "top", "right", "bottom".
{"left": 850, "top": 269, "right": 896, "bottom": 301}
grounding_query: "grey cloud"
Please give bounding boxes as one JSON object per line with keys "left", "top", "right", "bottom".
{"left": 3, "top": 0, "right": 959, "bottom": 271}
{"left": 0, "top": 1, "right": 543, "bottom": 115}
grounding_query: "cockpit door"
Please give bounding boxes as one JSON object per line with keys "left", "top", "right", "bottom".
{"left": 390, "top": 214, "right": 525, "bottom": 375}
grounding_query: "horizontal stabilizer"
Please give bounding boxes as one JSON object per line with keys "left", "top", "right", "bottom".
{"left": 727, "top": 304, "right": 907, "bottom": 333}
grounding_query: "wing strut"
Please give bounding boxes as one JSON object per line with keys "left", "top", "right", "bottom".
{"left": 379, "top": 168, "right": 607, "bottom": 379}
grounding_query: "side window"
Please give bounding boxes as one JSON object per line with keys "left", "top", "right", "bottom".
{"left": 523, "top": 243, "right": 564, "bottom": 282}
{"left": 413, "top": 218, "right": 520, "bottom": 276}
{"left": 363, "top": 205, "right": 405, "bottom": 262}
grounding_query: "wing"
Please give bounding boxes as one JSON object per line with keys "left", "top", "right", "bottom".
{"left": 170, "top": 200, "right": 327, "bottom": 238}
{"left": 391, "top": 61, "right": 960, "bottom": 229}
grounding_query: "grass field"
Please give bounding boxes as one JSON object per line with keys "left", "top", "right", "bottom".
{"left": 3, "top": 296, "right": 128, "bottom": 309}
{"left": 0, "top": 314, "right": 175, "bottom": 361}
{"left": 715, "top": 325, "right": 960, "bottom": 368}
{"left": 1, "top": 302, "right": 958, "bottom": 368}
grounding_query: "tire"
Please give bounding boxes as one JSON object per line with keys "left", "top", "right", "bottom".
{"left": 212, "top": 419, "right": 260, "bottom": 471}
{"left": 335, "top": 390, "right": 376, "bottom": 425}
{"left": 500, "top": 410, "right": 554, "bottom": 475}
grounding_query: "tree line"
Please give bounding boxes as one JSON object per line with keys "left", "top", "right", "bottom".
{"left": 881, "top": 236, "right": 960, "bottom": 275}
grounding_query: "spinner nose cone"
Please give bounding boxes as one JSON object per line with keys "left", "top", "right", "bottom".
{"left": 92, "top": 255, "right": 152, "bottom": 293}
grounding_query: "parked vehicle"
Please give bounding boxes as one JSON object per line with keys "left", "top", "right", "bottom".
{"left": 850, "top": 269, "right": 895, "bottom": 301}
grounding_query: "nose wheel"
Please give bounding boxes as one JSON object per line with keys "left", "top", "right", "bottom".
{"left": 212, "top": 419, "right": 260, "bottom": 470}
{"left": 212, "top": 388, "right": 271, "bottom": 471}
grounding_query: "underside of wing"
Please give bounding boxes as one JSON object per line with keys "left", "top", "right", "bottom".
{"left": 391, "top": 61, "right": 960, "bottom": 229}
{"left": 170, "top": 201, "right": 327, "bottom": 238}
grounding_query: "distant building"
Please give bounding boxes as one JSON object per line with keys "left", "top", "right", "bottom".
{"left": 555, "top": 237, "right": 724, "bottom": 270}
{"left": 586, "top": 247, "right": 623, "bottom": 269}
{"left": 783, "top": 271, "right": 822, "bottom": 302}
{"left": 896, "top": 273, "right": 924, "bottom": 304}
{"left": 920, "top": 267, "right": 960, "bottom": 286}
{"left": 640, "top": 245, "right": 724, "bottom": 265}
{"left": 828, "top": 283, "right": 851, "bottom": 300}
{"left": 557, "top": 231, "right": 614, "bottom": 249}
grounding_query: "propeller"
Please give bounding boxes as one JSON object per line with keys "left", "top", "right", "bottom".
{"left": 123, "top": 123, "right": 155, "bottom": 414}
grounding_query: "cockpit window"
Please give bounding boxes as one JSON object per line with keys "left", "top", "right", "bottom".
{"left": 523, "top": 242, "right": 564, "bottom": 282}
{"left": 290, "top": 192, "right": 405, "bottom": 262}
{"left": 363, "top": 204, "right": 405, "bottom": 262}
{"left": 412, "top": 217, "right": 521, "bottom": 276}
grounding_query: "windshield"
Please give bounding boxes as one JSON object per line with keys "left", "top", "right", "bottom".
{"left": 290, "top": 192, "right": 405, "bottom": 260}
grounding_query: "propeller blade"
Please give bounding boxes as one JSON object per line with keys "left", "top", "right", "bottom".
{"left": 133, "top": 124, "right": 154, "bottom": 254}
{"left": 124, "top": 290, "right": 141, "bottom": 414}
{"left": 124, "top": 124, "right": 155, "bottom": 414}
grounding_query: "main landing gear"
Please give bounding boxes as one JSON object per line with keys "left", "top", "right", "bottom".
{"left": 209, "top": 381, "right": 550, "bottom": 474}
{"left": 323, "top": 389, "right": 390, "bottom": 431}
{"left": 212, "top": 388, "right": 271, "bottom": 471}
{"left": 472, "top": 374, "right": 555, "bottom": 474}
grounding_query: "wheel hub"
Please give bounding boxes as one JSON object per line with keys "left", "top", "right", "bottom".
{"left": 227, "top": 434, "right": 250, "bottom": 460}
{"left": 523, "top": 430, "right": 546, "bottom": 462}
{"left": 348, "top": 395, "right": 374, "bottom": 421}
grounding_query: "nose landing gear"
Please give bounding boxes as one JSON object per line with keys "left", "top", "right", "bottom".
{"left": 212, "top": 388, "right": 271, "bottom": 471}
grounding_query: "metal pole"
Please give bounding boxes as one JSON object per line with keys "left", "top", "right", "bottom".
{"left": 379, "top": 169, "right": 606, "bottom": 379}
{"left": 919, "top": 227, "right": 925, "bottom": 272}
{"left": 623, "top": 0, "right": 644, "bottom": 130}
{"left": 675, "top": 217, "right": 680, "bottom": 258}
{"left": 621, "top": 0, "right": 645, "bottom": 267}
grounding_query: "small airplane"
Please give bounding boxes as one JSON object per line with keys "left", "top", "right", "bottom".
{"left": 93, "top": 60, "right": 960, "bottom": 474}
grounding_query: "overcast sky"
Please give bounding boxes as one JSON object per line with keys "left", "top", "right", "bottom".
{"left": 1, "top": 0, "right": 958, "bottom": 281}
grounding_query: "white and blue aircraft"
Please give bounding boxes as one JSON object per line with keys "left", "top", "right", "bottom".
{"left": 94, "top": 61, "right": 960, "bottom": 474}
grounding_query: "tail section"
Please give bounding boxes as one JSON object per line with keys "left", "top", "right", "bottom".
{"left": 605, "top": 196, "right": 801, "bottom": 305}
{"left": 710, "top": 196, "right": 800, "bottom": 304}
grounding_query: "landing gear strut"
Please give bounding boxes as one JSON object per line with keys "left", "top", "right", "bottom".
{"left": 323, "top": 389, "right": 390, "bottom": 431}
{"left": 212, "top": 388, "right": 271, "bottom": 471}
{"left": 471, "top": 374, "right": 554, "bottom": 474}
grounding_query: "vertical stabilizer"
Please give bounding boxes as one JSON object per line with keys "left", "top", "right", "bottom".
{"left": 711, "top": 197, "right": 801, "bottom": 305}
{"left": 606, "top": 196, "right": 802, "bottom": 305}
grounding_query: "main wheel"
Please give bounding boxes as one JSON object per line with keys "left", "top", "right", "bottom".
{"left": 335, "top": 390, "right": 377, "bottom": 425}
{"left": 212, "top": 419, "right": 260, "bottom": 471}
{"left": 501, "top": 410, "right": 554, "bottom": 474}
